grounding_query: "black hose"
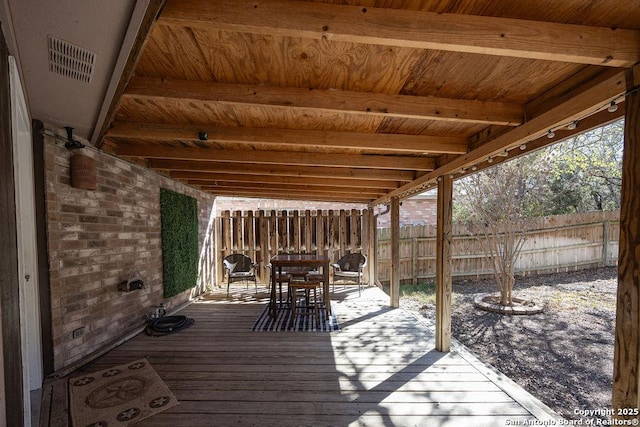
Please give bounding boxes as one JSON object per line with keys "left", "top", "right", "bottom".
{"left": 145, "top": 315, "right": 195, "bottom": 336}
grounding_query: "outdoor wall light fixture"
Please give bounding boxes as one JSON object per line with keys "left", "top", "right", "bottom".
{"left": 547, "top": 130, "right": 555, "bottom": 139}
{"left": 607, "top": 101, "right": 618, "bottom": 113}
{"left": 198, "top": 131, "right": 208, "bottom": 141}
{"left": 64, "top": 126, "right": 85, "bottom": 150}
{"left": 567, "top": 121, "right": 578, "bottom": 130}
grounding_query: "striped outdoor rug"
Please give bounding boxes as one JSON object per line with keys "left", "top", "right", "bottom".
{"left": 251, "top": 303, "right": 340, "bottom": 332}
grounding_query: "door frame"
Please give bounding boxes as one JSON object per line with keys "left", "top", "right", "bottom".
{"left": 10, "top": 55, "right": 42, "bottom": 424}
{"left": 0, "top": 32, "right": 24, "bottom": 427}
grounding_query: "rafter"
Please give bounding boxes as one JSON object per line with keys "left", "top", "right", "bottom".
{"left": 171, "top": 171, "right": 399, "bottom": 189}
{"left": 108, "top": 121, "right": 468, "bottom": 155}
{"left": 187, "top": 180, "right": 384, "bottom": 199}
{"left": 115, "top": 145, "right": 435, "bottom": 171}
{"left": 160, "top": 0, "right": 640, "bottom": 67}
{"left": 188, "top": 180, "right": 388, "bottom": 196}
{"left": 93, "top": 0, "right": 166, "bottom": 149}
{"left": 197, "top": 186, "right": 375, "bottom": 203}
{"left": 150, "top": 160, "right": 417, "bottom": 182}
{"left": 124, "top": 76, "right": 523, "bottom": 126}
{"left": 374, "top": 69, "right": 629, "bottom": 205}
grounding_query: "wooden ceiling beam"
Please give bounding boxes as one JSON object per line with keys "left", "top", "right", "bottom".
{"left": 115, "top": 145, "right": 435, "bottom": 171}
{"left": 198, "top": 184, "right": 376, "bottom": 198}
{"left": 198, "top": 188, "right": 371, "bottom": 203}
{"left": 150, "top": 159, "right": 417, "bottom": 182}
{"left": 374, "top": 69, "right": 629, "bottom": 205}
{"left": 108, "top": 121, "right": 468, "bottom": 155}
{"left": 171, "top": 171, "right": 399, "bottom": 189}
{"left": 124, "top": 76, "right": 523, "bottom": 126}
{"left": 191, "top": 180, "right": 384, "bottom": 197}
{"left": 159, "top": 0, "right": 640, "bottom": 67}
{"left": 93, "top": 0, "right": 166, "bottom": 149}
{"left": 188, "top": 180, "right": 389, "bottom": 194}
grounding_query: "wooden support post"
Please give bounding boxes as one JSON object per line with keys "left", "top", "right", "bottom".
{"left": 390, "top": 197, "right": 400, "bottom": 308}
{"left": 436, "top": 175, "right": 453, "bottom": 352}
{"left": 366, "top": 208, "right": 375, "bottom": 285}
{"left": 220, "top": 210, "right": 231, "bottom": 286}
{"left": 612, "top": 71, "right": 640, "bottom": 417}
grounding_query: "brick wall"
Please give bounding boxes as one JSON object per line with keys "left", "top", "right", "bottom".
{"left": 44, "top": 125, "right": 216, "bottom": 371}
{"left": 373, "top": 195, "right": 437, "bottom": 227}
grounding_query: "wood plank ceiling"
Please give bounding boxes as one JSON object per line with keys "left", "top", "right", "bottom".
{"left": 98, "top": 0, "right": 640, "bottom": 205}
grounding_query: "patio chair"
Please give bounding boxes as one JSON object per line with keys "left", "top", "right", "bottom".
{"left": 289, "top": 277, "right": 321, "bottom": 327}
{"left": 223, "top": 254, "right": 258, "bottom": 296}
{"left": 266, "top": 253, "right": 313, "bottom": 304}
{"left": 332, "top": 253, "right": 367, "bottom": 296}
{"left": 266, "top": 263, "right": 291, "bottom": 305}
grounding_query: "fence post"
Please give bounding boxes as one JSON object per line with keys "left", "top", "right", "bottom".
{"left": 351, "top": 208, "right": 359, "bottom": 252}
{"left": 305, "top": 210, "right": 313, "bottom": 253}
{"left": 412, "top": 236, "right": 418, "bottom": 286}
{"left": 340, "top": 209, "right": 347, "bottom": 255}
{"left": 246, "top": 210, "right": 255, "bottom": 259}
{"left": 317, "top": 210, "right": 326, "bottom": 257}
{"left": 328, "top": 210, "right": 338, "bottom": 259}
{"left": 257, "top": 210, "right": 267, "bottom": 283}
{"left": 233, "top": 210, "right": 242, "bottom": 252}
{"left": 603, "top": 220, "right": 610, "bottom": 267}
{"left": 268, "top": 210, "right": 277, "bottom": 260}
{"left": 277, "top": 211, "right": 287, "bottom": 252}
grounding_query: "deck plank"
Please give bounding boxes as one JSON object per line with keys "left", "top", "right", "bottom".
{"left": 46, "top": 285, "right": 559, "bottom": 427}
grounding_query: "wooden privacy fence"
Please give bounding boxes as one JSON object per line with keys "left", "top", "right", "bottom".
{"left": 215, "top": 209, "right": 372, "bottom": 285}
{"left": 377, "top": 211, "right": 620, "bottom": 285}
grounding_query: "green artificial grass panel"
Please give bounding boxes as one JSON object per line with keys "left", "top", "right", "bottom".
{"left": 160, "top": 188, "right": 198, "bottom": 298}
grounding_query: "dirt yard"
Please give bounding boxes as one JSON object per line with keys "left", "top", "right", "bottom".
{"left": 401, "top": 266, "right": 618, "bottom": 422}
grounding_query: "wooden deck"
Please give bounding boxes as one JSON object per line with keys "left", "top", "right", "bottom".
{"left": 41, "top": 285, "right": 560, "bottom": 426}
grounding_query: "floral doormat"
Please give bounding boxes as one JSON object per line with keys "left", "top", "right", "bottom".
{"left": 68, "top": 358, "right": 178, "bottom": 426}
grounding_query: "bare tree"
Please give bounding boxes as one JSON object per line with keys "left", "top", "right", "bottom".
{"left": 453, "top": 121, "right": 623, "bottom": 306}
{"left": 456, "top": 158, "right": 546, "bottom": 306}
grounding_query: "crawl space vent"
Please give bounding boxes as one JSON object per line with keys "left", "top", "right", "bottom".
{"left": 47, "top": 36, "right": 96, "bottom": 83}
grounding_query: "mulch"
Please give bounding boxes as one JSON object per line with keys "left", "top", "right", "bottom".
{"left": 402, "top": 266, "right": 618, "bottom": 422}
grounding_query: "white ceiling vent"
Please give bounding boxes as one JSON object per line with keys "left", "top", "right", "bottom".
{"left": 47, "top": 36, "right": 96, "bottom": 84}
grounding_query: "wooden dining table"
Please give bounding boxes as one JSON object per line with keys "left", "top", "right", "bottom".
{"left": 269, "top": 253, "right": 331, "bottom": 318}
